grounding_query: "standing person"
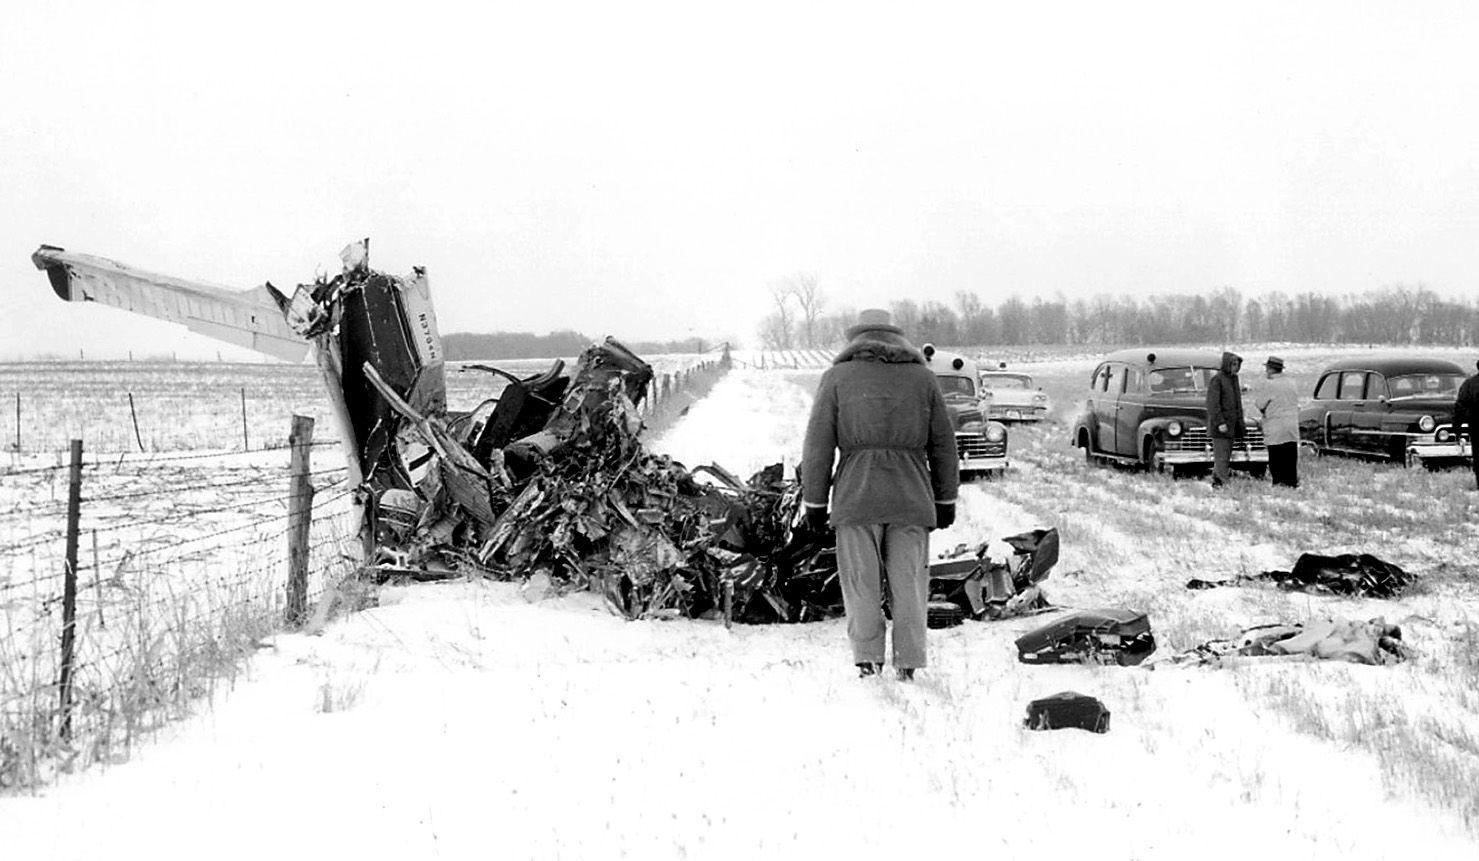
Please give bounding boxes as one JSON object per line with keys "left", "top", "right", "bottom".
{"left": 1254, "top": 356, "right": 1300, "bottom": 488}
{"left": 1455, "top": 360, "right": 1479, "bottom": 490}
{"left": 801, "top": 308, "right": 960, "bottom": 681}
{"left": 1206, "top": 351, "right": 1245, "bottom": 488}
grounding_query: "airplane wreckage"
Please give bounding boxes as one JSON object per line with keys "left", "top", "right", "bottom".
{"left": 31, "top": 240, "right": 1061, "bottom": 624}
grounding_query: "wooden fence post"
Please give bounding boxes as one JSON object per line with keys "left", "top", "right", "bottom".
{"left": 285, "top": 415, "right": 314, "bottom": 627}
{"left": 240, "top": 388, "right": 249, "bottom": 451}
{"left": 14, "top": 392, "right": 20, "bottom": 452}
{"left": 127, "top": 393, "right": 144, "bottom": 452}
{"left": 58, "top": 439, "right": 83, "bottom": 739}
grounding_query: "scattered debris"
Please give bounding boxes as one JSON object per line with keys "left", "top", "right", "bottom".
{"left": 1024, "top": 692, "right": 1111, "bottom": 733}
{"left": 1016, "top": 609, "right": 1156, "bottom": 666}
{"left": 1185, "top": 552, "right": 1413, "bottom": 598}
{"left": 928, "top": 528, "right": 1058, "bottom": 620}
{"left": 1170, "top": 617, "right": 1412, "bottom": 666}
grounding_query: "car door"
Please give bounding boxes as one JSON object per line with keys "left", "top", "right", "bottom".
{"left": 1347, "top": 372, "right": 1390, "bottom": 454}
{"left": 1327, "top": 370, "right": 1369, "bottom": 451}
{"left": 1301, "top": 372, "right": 1339, "bottom": 446}
{"left": 1101, "top": 363, "right": 1129, "bottom": 455}
{"left": 1115, "top": 365, "right": 1146, "bottom": 457}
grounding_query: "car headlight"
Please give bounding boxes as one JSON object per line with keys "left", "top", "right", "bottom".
{"left": 1419, "top": 415, "right": 1436, "bottom": 433}
{"left": 985, "top": 424, "right": 1006, "bottom": 442}
{"left": 959, "top": 420, "right": 986, "bottom": 433}
{"left": 1167, "top": 420, "right": 1183, "bottom": 437}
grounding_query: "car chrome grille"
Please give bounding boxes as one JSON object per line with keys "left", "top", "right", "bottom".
{"left": 958, "top": 436, "right": 1006, "bottom": 458}
{"left": 1166, "top": 425, "right": 1267, "bottom": 452}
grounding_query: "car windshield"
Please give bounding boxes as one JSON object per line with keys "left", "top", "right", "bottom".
{"left": 981, "top": 374, "right": 1031, "bottom": 390}
{"left": 936, "top": 376, "right": 976, "bottom": 397}
{"left": 1387, "top": 373, "right": 1464, "bottom": 399}
{"left": 1146, "top": 366, "right": 1217, "bottom": 394}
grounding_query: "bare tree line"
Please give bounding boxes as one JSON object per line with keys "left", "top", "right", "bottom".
{"left": 757, "top": 281, "right": 1479, "bottom": 349}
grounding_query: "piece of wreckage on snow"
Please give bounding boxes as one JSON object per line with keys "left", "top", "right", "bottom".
{"left": 32, "top": 239, "right": 1044, "bottom": 625}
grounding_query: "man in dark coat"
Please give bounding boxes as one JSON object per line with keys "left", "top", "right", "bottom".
{"left": 1455, "top": 359, "right": 1479, "bottom": 490}
{"left": 1206, "top": 350, "right": 1245, "bottom": 487}
{"left": 801, "top": 309, "right": 960, "bottom": 680}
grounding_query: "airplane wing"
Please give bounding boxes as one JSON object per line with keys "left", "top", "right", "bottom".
{"left": 32, "top": 245, "right": 310, "bottom": 362}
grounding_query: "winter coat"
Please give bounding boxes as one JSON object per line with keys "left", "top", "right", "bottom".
{"left": 1206, "top": 351, "right": 1245, "bottom": 440}
{"left": 1456, "top": 371, "right": 1479, "bottom": 435}
{"left": 1254, "top": 373, "right": 1300, "bottom": 446}
{"left": 801, "top": 332, "right": 960, "bottom": 527}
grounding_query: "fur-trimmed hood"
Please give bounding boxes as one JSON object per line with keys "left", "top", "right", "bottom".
{"left": 833, "top": 332, "right": 925, "bottom": 365}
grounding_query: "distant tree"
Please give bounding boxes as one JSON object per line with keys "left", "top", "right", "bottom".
{"left": 889, "top": 299, "right": 922, "bottom": 341}
{"left": 762, "top": 281, "right": 797, "bottom": 350}
{"left": 783, "top": 272, "right": 826, "bottom": 348}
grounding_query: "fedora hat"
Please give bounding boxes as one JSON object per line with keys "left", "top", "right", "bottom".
{"left": 1264, "top": 356, "right": 1285, "bottom": 373}
{"left": 845, "top": 308, "right": 904, "bottom": 340}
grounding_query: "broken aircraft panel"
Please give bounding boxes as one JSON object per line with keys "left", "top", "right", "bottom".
{"left": 31, "top": 245, "right": 310, "bottom": 362}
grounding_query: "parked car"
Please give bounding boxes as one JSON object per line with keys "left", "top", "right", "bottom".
{"left": 978, "top": 365, "right": 1052, "bottom": 421}
{"left": 1298, "top": 357, "right": 1472, "bottom": 467}
{"left": 1071, "top": 348, "right": 1268, "bottom": 476}
{"left": 922, "top": 345, "right": 1008, "bottom": 479}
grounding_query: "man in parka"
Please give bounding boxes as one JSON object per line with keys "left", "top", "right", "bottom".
{"left": 1206, "top": 351, "right": 1245, "bottom": 487}
{"left": 801, "top": 309, "right": 960, "bottom": 681}
{"left": 1254, "top": 355, "right": 1299, "bottom": 488}
{"left": 1455, "top": 360, "right": 1479, "bottom": 490}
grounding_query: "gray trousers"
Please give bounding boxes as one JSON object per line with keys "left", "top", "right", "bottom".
{"left": 1211, "top": 437, "right": 1233, "bottom": 484}
{"left": 835, "top": 523, "right": 930, "bottom": 669}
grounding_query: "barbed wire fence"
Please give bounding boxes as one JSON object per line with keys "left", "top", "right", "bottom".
{"left": 0, "top": 416, "right": 360, "bottom": 790}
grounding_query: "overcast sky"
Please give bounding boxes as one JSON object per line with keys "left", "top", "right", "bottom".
{"left": 3, "top": 1, "right": 1478, "bottom": 359}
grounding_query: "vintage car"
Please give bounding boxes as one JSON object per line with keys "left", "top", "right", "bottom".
{"left": 978, "top": 365, "right": 1052, "bottom": 421}
{"left": 922, "top": 345, "right": 1009, "bottom": 478}
{"left": 1072, "top": 348, "right": 1268, "bottom": 475}
{"left": 1298, "top": 357, "right": 1472, "bottom": 467}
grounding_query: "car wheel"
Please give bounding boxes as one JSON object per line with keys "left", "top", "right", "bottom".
{"left": 1404, "top": 448, "right": 1421, "bottom": 469}
{"left": 1079, "top": 432, "right": 1101, "bottom": 467}
{"left": 1246, "top": 465, "right": 1267, "bottom": 479}
{"left": 1143, "top": 437, "right": 1166, "bottom": 474}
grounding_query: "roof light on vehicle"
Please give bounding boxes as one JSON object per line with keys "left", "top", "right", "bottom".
{"left": 1419, "top": 415, "right": 1436, "bottom": 433}
{"left": 1167, "top": 420, "right": 1183, "bottom": 437}
{"left": 952, "top": 358, "right": 964, "bottom": 370}
{"left": 986, "top": 424, "right": 1006, "bottom": 442}
{"left": 923, "top": 344, "right": 936, "bottom": 359}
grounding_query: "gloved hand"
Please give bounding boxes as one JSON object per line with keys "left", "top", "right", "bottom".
{"left": 803, "top": 507, "right": 830, "bottom": 534}
{"left": 934, "top": 502, "right": 955, "bottom": 531}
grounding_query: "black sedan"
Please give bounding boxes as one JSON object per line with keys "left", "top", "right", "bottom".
{"left": 1298, "top": 357, "right": 1472, "bottom": 467}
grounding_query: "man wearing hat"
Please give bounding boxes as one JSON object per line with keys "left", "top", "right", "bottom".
{"left": 801, "top": 308, "right": 960, "bottom": 681}
{"left": 1254, "top": 355, "right": 1300, "bottom": 488}
{"left": 1454, "top": 360, "right": 1479, "bottom": 490}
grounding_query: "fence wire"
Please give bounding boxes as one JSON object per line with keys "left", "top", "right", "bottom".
{"left": 0, "top": 443, "right": 360, "bottom": 791}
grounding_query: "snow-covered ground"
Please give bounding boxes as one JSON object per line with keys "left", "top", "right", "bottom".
{"left": 3, "top": 366, "right": 1478, "bottom": 859}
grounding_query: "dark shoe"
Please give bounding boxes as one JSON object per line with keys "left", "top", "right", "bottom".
{"left": 857, "top": 662, "right": 882, "bottom": 678}
{"left": 896, "top": 668, "right": 915, "bottom": 682}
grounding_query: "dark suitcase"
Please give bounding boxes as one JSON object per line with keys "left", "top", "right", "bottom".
{"left": 1024, "top": 691, "right": 1110, "bottom": 733}
{"left": 1015, "top": 608, "right": 1156, "bottom": 666}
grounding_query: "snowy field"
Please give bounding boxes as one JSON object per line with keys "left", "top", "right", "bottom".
{"left": 3, "top": 357, "right": 1479, "bottom": 859}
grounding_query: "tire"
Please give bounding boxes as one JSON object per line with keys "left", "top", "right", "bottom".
{"left": 1143, "top": 437, "right": 1166, "bottom": 474}
{"left": 1079, "top": 431, "right": 1101, "bottom": 467}
{"left": 1246, "top": 465, "right": 1267, "bottom": 479}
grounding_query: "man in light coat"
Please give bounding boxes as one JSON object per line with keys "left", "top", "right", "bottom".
{"left": 1205, "top": 351, "right": 1245, "bottom": 487}
{"left": 801, "top": 309, "right": 960, "bottom": 681}
{"left": 1254, "top": 355, "right": 1300, "bottom": 488}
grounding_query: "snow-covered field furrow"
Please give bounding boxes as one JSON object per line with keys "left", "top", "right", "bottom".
{"left": 2, "top": 366, "right": 1477, "bottom": 859}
